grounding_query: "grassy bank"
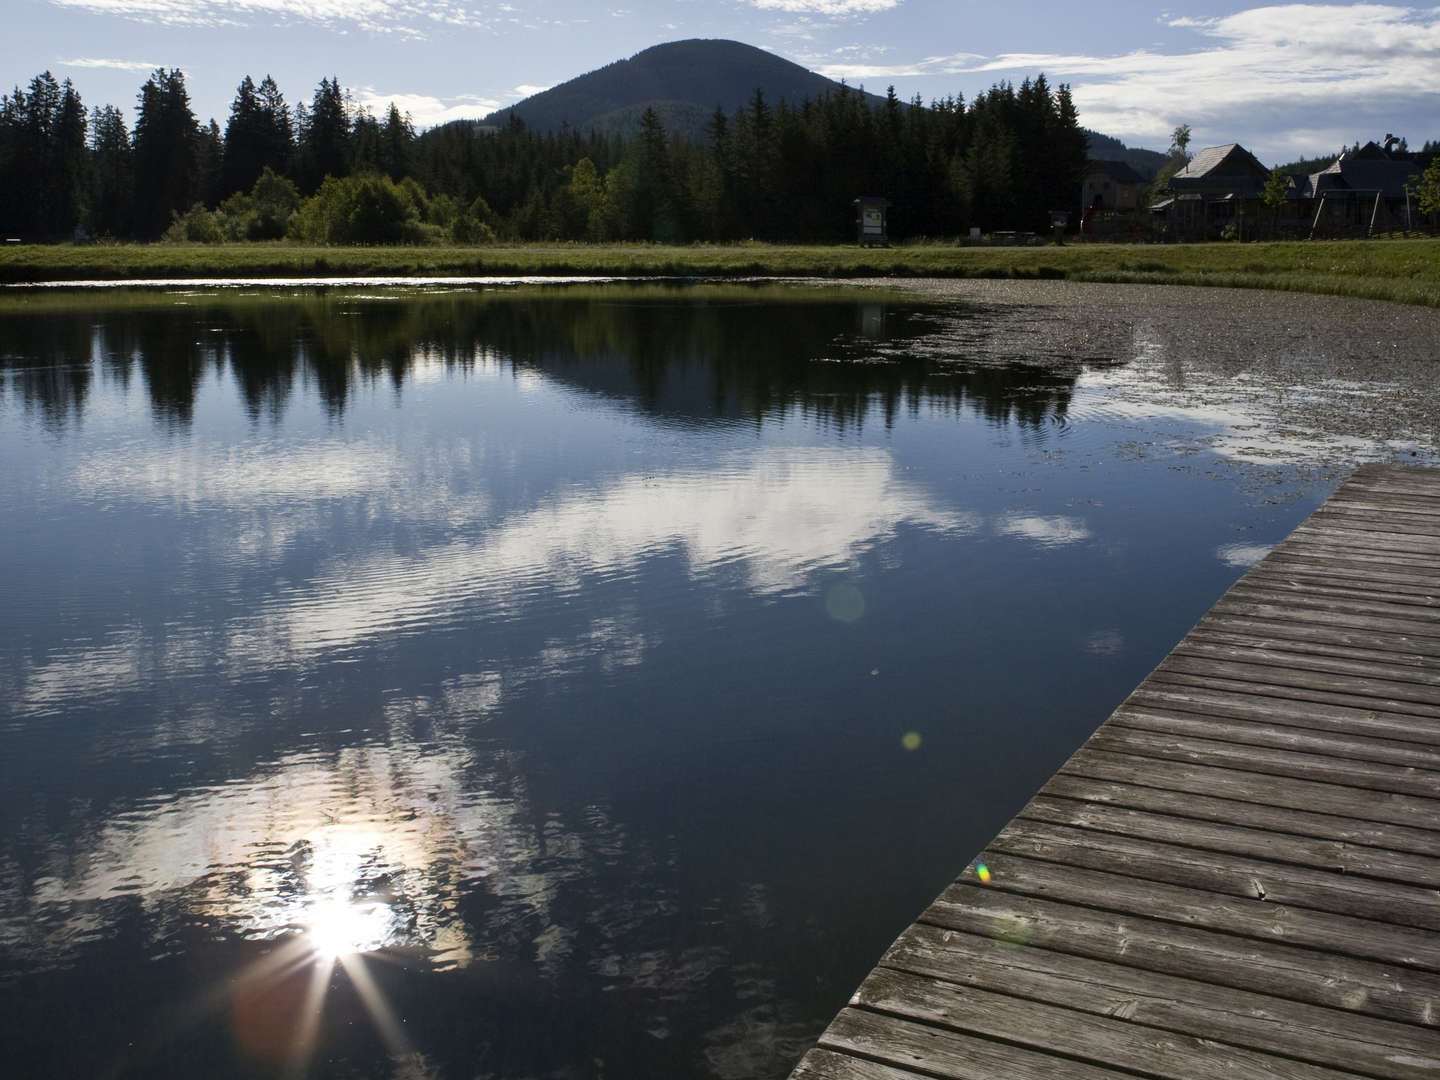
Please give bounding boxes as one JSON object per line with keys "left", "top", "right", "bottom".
{"left": 2, "top": 238, "right": 1438, "bottom": 307}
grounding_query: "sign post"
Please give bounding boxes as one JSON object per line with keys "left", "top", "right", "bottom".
{"left": 853, "top": 197, "right": 891, "bottom": 247}
{"left": 1048, "top": 210, "right": 1070, "bottom": 245}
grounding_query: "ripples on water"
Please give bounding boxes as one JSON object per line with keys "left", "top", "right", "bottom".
{"left": 1, "top": 282, "right": 1436, "bottom": 1078}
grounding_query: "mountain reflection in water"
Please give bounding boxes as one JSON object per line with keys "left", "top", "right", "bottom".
{"left": 0, "top": 284, "right": 1370, "bottom": 1078}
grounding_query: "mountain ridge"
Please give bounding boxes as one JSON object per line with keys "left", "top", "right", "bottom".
{"left": 469, "top": 38, "right": 1167, "bottom": 165}
{"left": 478, "top": 39, "right": 888, "bottom": 141}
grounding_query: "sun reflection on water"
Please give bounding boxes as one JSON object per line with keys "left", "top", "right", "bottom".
{"left": 306, "top": 898, "right": 392, "bottom": 960}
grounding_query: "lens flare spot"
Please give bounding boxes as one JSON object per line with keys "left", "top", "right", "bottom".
{"left": 901, "top": 731, "right": 922, "bottom": 751}
{"left": 825, "top": 584, "right": 866, "bottom": 623}
{"left": 990, "top": 913, "right": 1030, "bottom": 948}
{"left": 976, "top": 862, "right": 991, "bottom": 884}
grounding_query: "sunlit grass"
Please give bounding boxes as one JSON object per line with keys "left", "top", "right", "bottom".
{"left": 1, "top": 237, "right": 1437, "bottom": 306}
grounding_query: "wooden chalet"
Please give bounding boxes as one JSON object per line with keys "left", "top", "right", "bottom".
{"left": 1149, "top": 143, "right": 1270, "bottom": 239}
{"left": 1305, "top": 141, "right": 1427, "bottom": 235}
{"left": 1080, "top": 160, "right": 1148, "bottom": 238}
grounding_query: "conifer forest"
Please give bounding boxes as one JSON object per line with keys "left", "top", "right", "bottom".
{"left": 0, "top": 68, "right": 1088, "bottom": 244}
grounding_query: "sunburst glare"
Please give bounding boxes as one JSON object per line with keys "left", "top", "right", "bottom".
{"left": 307, "top": 897, "right": 392, "bottom": 960}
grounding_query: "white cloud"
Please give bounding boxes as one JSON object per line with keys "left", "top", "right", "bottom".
{"left": 1216, "top": 542, "right": 1274, "bottom": 568}
{"left": 813, "top": 51, "right": 985, "bottom": 80}
{"left": 47, "top": 0, "right": 493, "bottom": 34}
{"left": 996, "top": 514, "right": 1092, "bottom": 547}
{"left": 354, "top": 89, "right": 499, "bottom": 127}
{"left": 750, "top": 0, "right": 900, "bottom": 12}
{"left": 57, "top": 56, "right": 161, "bottom": 71}
{"left": 12, "top": 446, "right": 974, "bottom": 719}
{"left": 511, "top": 84, "right": 551, "bottom": 97}
{"left": 814, "top": 5, "right": 1440, "bottom": 155}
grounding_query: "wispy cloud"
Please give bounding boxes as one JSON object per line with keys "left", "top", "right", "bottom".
{"left": 58, "top": 56, "right": 161, "bottom": 71}
{"left": 812, "top": 51, "right": 984, "bottom": 80}
{"left": 813, "top": 5, "right": 1440, "bottom": 155}
{"left": 748, "top": 0, "right": 892, "bottom": 12}
{"left": 47, "top": 0, "right": 494, "bottom": 34}
{"left": 750, "top": 0, "right": 900, "bottom": 12}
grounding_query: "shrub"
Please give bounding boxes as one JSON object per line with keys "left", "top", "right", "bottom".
{"left": 162, "top": 203, "right": 223, "bottom": 244}
{"left": 288, "top": 173, "right": 427, "bottom": 245}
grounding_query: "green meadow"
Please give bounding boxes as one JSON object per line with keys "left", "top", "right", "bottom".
{"left": 2, "top": 238, "right": 1438, "bottom": 307}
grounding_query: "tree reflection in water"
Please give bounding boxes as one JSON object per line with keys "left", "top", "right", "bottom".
{"left": 0, "top": 284, "right": 1083, "bottom": 433}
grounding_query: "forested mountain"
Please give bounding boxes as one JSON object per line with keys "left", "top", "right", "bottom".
{"left": 1083, "top": 130, "right": 1166, "bottom": 178}
{"left": 480, "top": 39, "right": 886, "bottom": 141}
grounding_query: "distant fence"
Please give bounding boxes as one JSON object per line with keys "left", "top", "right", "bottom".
{"left": 1076, "top": 215, "right": 1439, "bottom": 244}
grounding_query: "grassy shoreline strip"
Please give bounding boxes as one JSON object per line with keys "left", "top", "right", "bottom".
{"left": 2, "top": 239, "right": 1438, "bottom": 307}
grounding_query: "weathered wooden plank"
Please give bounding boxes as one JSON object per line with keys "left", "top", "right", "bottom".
{"left": 1126, "top": 682, "right": 1440, "bottom": 745}
{"left": 1109, "top": 705, "right": 1440, "bottom": 771}
{"left": 921, "top": 881, "right": 1440, "bottom": 1027}
{"left": 1321, "top": 497, "right": 1440, "bottom": 519}
{"left": 790, "top": 1049, "right": 934, "bottom": 1080}
{"left": 818, "top": 1008, "right": 1133, "bottom": 1080}
{"left": 1020, "top": 790, "right": 1440, "bottom": 887}
{"left": 1084, "top": 725, "right": 1440, "bottom": 797}
{"left": 1336, "top": 472, "right": 1440, "bottom": 498}
{"left": 1207, "top": 597, "right": 1440, "bottom": 642}
{"left": 1154, "top": 654, "right": 1440, "bottom": 716}
{"left": 1184, "top": 625, "right": 1440, "bottom": 674}
{"left": 883, "top": 925, "right": 1440, "bottom": 1079}
{"left": 1311, "top": 507, "right": 1440, "bottom": 534}
{"left": 1224, "top": 581, "right": 1440, "bottom": 622}
{"left": 1057, "top": 755, "right": 1440, "bottom": 858}
{"left": 1148, "top": 667, "right": 1440, "bottom": 723}
{"left": 1267, "top": 542, "right": 1440, "bottom": 568}
{"left": 1320, "top": 498, "right": 1440, "bottom": 521}
{"left": 1239, "top": 578, "right": 1440, "bottom": 611}
{"left": 1267, "top": 541, "right": 1440, "bottom": 574}
{"left": 954, "top": 853, "right": 1440, "bottom": 973}
{"left": 1250, "top": 555, "right": 1440, "bottom": 592}
{"left": 1186, "top": 613, "right": 1440, "bottom": 663}
{"left": 854, "top": 967, "right": 1363, "bottom": 1080}
{"left": 1278, "top": 529, "right": 1440, "bottom": 557}
{"left": 989, "top": 817, "right": 1440, "bottom": 930}
{"left": 1289, "top": 522, "right": 1440, "bottom": 554}
{"left": 1062, "top": 747, "right": 1440, "bottom": 840}
{"left": 1170, "top": 638, "right": 1440, "bottom": 693}
{"left": 1237, "top": 574, "right": 1440, "bottom": 609}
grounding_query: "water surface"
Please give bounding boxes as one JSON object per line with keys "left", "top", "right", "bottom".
{"left": 1, "top": 281, "right": 1433, "bottom": 1078}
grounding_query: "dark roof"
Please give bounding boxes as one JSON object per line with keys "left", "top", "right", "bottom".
{"left": 1172, "top": 144, "right": 1261, "bottom": 179}
{"left": 1166, "top": 143, "right": 1270, "bottom": 198}
{"left": 1086, "top": 159, "right": 1146, "bottom": 184}
{"left": 1311, "top": 147, "right": 1422, "bottom": 198}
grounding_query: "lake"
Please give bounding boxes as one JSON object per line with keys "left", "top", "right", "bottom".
{"left": 2, "top": 280, "right": 1436, "bottom": 1078}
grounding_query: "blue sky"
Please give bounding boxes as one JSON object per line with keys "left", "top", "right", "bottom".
{"left": 7, "top": 0, "right": 1439, "bottom": 163}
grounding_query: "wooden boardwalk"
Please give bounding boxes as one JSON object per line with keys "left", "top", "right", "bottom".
{"left": 791, "top": 463, "right": 1440, "bottom": 1080}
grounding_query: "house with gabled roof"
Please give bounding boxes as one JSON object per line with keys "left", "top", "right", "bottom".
{"left": 1149, "top": 143, "right": 1271, "bottom": 238}
{"left": 1304, "top": 140, "right": 1427, "bottom": 233}
{"left": 1083, "top": 160, "right": 1146, "bottom": 212}
{"left": 1080, "top": 159, "right": 1149, "bottom": 237}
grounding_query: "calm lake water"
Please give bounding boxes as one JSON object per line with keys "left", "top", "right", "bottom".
{"left": 0, "top": 281, "right": 1426, "bottom": 1078}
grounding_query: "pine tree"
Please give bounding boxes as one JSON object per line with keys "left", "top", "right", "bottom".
{"left": 380, "top": 104, "right": 414, "bottom": 180}
{"left": 298, "top": 77, "right": 350, "bottom": 192}
{"left": 132, "top": 68, "right": 201, "bottom": 238}
{"left": 88, "top": 104, "right": 132, "bottom": 236}
{"left": 221, "top": 76, "right": 263, "bottom": 197}
{"left": 255, "top": 76, "right": 293, "bottom": 177}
